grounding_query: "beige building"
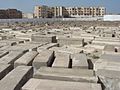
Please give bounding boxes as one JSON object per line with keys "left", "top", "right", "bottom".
{"left": 65, "top": 7, "right": 105, "bottom": 17}
{"left": 34, "top": 5, "right": 49, "bottom": 18}
{"left": 34, "top": 5, "right": 106, "bottom": 18}
{"left": 34, "top": 6, "right": 65, "bottom": 18}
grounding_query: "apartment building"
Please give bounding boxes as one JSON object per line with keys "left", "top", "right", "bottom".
{"left": 6, "top": 9, "right": 22, "bottom": 19}
{"left": 34, "top": 6, "right": 69, "bottom": 18}
{"left": 54, "top": 6, "right": 63, "bottom": 18}
{"left": 0, "top": 10, "right": 7, "bottom": 19}
{"left": 47, "top": 7, "right": 54, "bottom": 18}
{"left": 0, "top": 9, "right": 22, "bottom": 19}
{"left": 34, "top": 5, "right": 106, "bottom": 18}
{"left": 54, "top": 6, "right": 69, "bottom": 18}
{"left": 34, "top": 5, "right": 49, "bottom": 18}
{"left": 66, "top": 7, "right": 105, "bottom": 17}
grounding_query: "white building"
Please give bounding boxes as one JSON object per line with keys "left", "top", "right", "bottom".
{"left": 104, "top": 15, "right": 120, "bottom": 21}
{"left": 22, "top": 13, "right": 34, "bottom": 19}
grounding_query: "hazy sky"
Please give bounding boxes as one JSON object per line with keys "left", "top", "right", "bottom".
{"left": 0, "top": 0, "right": 120, "bottom": 13}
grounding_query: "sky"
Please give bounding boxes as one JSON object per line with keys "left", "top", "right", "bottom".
{"left": 0, "top": 0, "right": 120, "bottom": 13}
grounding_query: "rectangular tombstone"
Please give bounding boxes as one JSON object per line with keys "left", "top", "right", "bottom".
{"left": 52, "top": 52, "right": 70, "bottom": 68}
{"left": 96, "top": 68, "right": 120, "bottom": 90}
{"left": 99, "top": 54, "right": 120, "bottom": 62}
{"left": 103, "top": 45, "right": 115, "bottom": 54}
{"left": 7, "top": 43, "right": 44, "bottom": 52}
{"left": 103, "top": 45, "right": 115, "bottom": 52}
{"left": 96, "top": 69, "right": 120, "bottom": 79}
{"left": 9, "top": 39, "right": 25, "bottom": 44}
{"left": 72, "top": 53, "right": 88, "bottom": 69}
{"left": 0, "top": 51, "right": 25, "bottom": 67}
{"left": 31, "top": 34, "right": 56, "bottom": 43}
{"left": 33, "top": 50, "right": 54, "bottom": 71}
{"left": 37, "top": 43, "right": 59, "bottom": 52}
{"left": 22, "top": 78, "right": 102, "bottom": 90}
{"left": 92, "top": 40, "right": 120, "bottom": 46}
{"left": 0, "top": 46, "right": 10, "bottom": 51}
{"left": 49, "top": 47, "right": 83, "bottom": 54}
{"left": 0, "top": 66, "right": 33, "bottom": 90}
{"left": 0, "top": 40, "right": 17, "bottom": 46}
{"left": 0, "top": 64, "right": 13, "bottom": 80}
{"left": 94, "top": 60, "right": 120, "bottom": 90}
{"left": 14, "top": 51, "right": 38, "bottom": 68}
{"left": 0, "top": 51, "right": 9, "bottom": 58}
{"left": 57, "top": 37, "right": 84, "bottom": 46}
{"left": 34, "top": 67, "right": 97, "bottom": 83}
{"left": 0, "top": 42, "right": 7, "bottom": 47}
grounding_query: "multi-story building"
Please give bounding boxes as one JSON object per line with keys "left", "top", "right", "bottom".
{"left": 0, "top": 10, "right": 7, "bottom": 19}
{"left": 0, "top": 9, "right": 22, "bottom": 19}
{"left": 6, "top": 9, "right": 22, "bottom": 19}
{"left": 34, "top": 5, "right": 49, "bottom": 18}
{"left": 54, "top": 6, "right": 69, "bottom": 18}
{"left": 66, "top": 7, "right": 106, "bottom": 17}
{"left": 34, "top": 6, "right": 69, "bottom": 18}
{"left": 54, "top": 6, "right": 63, "bottom": 18}
{"left": 47, "top": 7, "right": 54, "bottom": 18}
{"left": 34, "top": 5, "right": 106, "bottom": 18}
